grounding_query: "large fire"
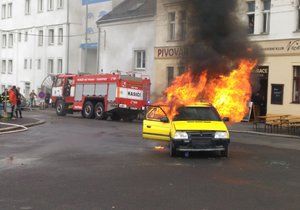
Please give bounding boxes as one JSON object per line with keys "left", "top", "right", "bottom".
{"left": 155, "top": 60, "right": 257, "bottom": 123}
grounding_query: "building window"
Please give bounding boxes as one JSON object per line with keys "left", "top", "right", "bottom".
{"left": 25, "top": 0, "right": 31, "bottom": 15}
{"left": 29, "top": 59, "right": 32, "bottom": 69}
{"left": 58, "top": 28, "right": 63, "bottom": 44}
{"left": 48, "top": 29, "right": 54, "bottom": 45}
{"left": 7, "top": 3, "right": 12, "bottom": 18}
{"left": 293, "top": 66, "right": 300, "bottom": 103}
{"left": 1, "top": 60, "right": 6, "bottom": 74}
{"left": 38, "top": 0, "right": 43, "bottom": 12}
{"left": 178, "top": 66, "right": 186, "bottom": 75}
{"left": 48, "top": 0, "right": 54, "bottom": 11}
{"left": 247, "top": 1, "right": 255, "bottom": 34}
{"left": 48, "top": 59, "right": 54, "bottom": 73}
{"left": 8, "top": 34, "right": 13, "bottom": 48}
{"left": 179, "top": 11, "right": 187, "bottom": 40}
{"left": 25, "top": 31, "right": 28, "bottom": 42}
{"left": 18, "top": 33, "right": 22, "bottom": 42}
{"left": 1, "top": 4, "right": 6, "bottom": 19}
{"left": 57, "top": 59, "right": 63, "bottom": 73}
{"left": 134, "top": 50, "right": 146, "bottom": 70}
{"left": 37, "top": 59, "right": 41, "bottom": 70}
{"left": 167, "top": 66, "right": 174, "bottom": 86}
{"left": 168, "top": 12, "right": 176, "bottom": 40}
{"left": 8, "top": 60, "right": 12, "bottom": 74}
{"left": 297, "top": 1, "right": 300, "bottom": 30}
{"left": 2, "top": 34, "right": 7, "bottom": 48}
{"left": 57, "top": 0, "right": 64, "bottom": 9}
{"left": 262, "top": 0, "right": 271, "bottom": 34}
{"left": 38, "top": 30, "right": 43, "bottom": 46}
{"left": 24, "top": 59, "right": 28, "bottom": 69}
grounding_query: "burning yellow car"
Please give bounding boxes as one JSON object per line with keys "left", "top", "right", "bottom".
{"left": 142, "top": 103, "right": 230, "bottom": 157}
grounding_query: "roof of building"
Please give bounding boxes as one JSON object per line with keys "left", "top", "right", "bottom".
{"left": 97, "top": 0, "right": 156, "bottom": 24}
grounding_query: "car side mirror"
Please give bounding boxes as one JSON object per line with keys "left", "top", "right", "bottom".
{"left": 223, "top": 117, "right": 229, "bottom": 122}
{"left": 160, "top": 117, "right": 169, "bottom": 123}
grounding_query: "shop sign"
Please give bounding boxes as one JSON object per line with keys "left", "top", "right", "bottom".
{"left": 155, "top": 46, "right": 187, "bottom": 59}
{"left": 271, "top": 84, "right": 284, "bottom": 105}
{"left": 253, "top": 66, "right": 269, "bottom": 74}
{"left": 257, "top": 39, "right": 300, "bottom": 55}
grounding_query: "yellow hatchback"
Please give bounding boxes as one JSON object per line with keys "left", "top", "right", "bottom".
{"left": 143, "top": 103, "right": 230, "bottom": 157}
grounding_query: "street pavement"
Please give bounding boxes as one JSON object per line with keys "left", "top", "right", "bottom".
{"left": 0, "top": 111, "right": 299, "bottom": 210}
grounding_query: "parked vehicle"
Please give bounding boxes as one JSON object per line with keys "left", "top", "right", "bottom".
{"left": 51, "top": 73, "right": 151, "bottom": 121}
{"left": 142, "top": 103, "right": 230, "bottom": 157}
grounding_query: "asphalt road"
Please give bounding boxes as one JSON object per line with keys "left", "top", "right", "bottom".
{"left": 0, "top": 111, "right": 299, "bottom": 210}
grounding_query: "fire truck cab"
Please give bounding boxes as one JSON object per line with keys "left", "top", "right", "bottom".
{"left": 51, "top": 73, "right": 150, "bottom": 121}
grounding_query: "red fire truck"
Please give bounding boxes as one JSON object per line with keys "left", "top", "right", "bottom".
{"left": 51, "top": 73, "right": 151, "bottom": 121}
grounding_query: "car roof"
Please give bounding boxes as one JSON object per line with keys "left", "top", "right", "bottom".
{"left": 150, "top": 102, "right": 212, "bottom": 108}
{"left": 185, "top": 102, "right": 212, "bottom": 107}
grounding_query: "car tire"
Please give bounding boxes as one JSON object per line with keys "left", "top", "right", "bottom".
{"left": 111, "top": 113, "right": 121, "bottom": 121}
{"left": 94, "top": 102, "right": 105, "bottom": 120}
{"left": 220, "top": 145, "right": 229, "bottom": 158}
{"left": 56, "top": 100, "right": 66, "bottom": 116}
{"left": 83, "top": 101, "right": 95, "bottom": 119}
{"left": 169, "top": 141, "right": 177, "bottom": 157}
{"left": 122, "top": 115, "right": 136, "bottom": 122}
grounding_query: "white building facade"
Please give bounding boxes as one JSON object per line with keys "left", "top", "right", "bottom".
{"left": 0, "top": 0, "right": 113, "bottom": 97}
{"left": 97, "top": 0, "right": 156, "bottom": 92}
{"left": 240, "top": 0, "right": 300, "bottom": 115}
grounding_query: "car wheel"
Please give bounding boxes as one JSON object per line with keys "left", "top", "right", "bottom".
{"left": 220, "top": 145, "right": 229, "bottom": 158}
{"left": 111, "top": 113, "right": 121, "bottom": 121}
{"left": 122, "top": 115, "right": 136, "bottom": 122}
{"left": 83, "top": 101, "right": 95, "bottom": 119}
{"left": 94, "top": 102, "right": 105, "bottom": 120}
{"left": 56, "top": 100, "right": 66, "bottom": 116}
{"left": 169, "top": 141, "right": 177, "bottom": 157}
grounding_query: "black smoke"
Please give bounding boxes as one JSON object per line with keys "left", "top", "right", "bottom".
{"left": 183, "top": 0, "right": 264, "bottom": 75}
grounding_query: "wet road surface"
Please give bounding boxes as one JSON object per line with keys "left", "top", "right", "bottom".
{"left": 0, "top": 111, "right": 299, "bottom": 210}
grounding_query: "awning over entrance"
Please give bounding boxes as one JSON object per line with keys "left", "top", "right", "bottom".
{"left": 80, "top": 43, "right": 98, "bottom": 49}
{"left": 81, "top": 0, "right": 110, "bottom": 5}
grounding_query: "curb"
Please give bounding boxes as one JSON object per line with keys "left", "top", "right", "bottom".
{"left": 0, "top": 119, "right": 45, "bottom": 133}
{"left": 230, "top": 129, "right": 300, "bottom": 139}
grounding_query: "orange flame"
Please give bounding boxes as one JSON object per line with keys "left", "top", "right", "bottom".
{"left": 155, "top": 59, "right": 257, "bottom": 123}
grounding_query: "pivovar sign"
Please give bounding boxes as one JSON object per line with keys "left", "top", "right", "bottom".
{"left": 155, "top": 46, "right": 187, "bottom": 59}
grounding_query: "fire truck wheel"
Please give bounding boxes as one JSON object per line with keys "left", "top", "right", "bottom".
{"left": 95, "top": 102, "right": 105, "bottom": 120}
{"left": 56, "top": 100, "right": 66, "bottom": 116}
{"left": 83, "top": 101, "right": 95, "bottom": 119}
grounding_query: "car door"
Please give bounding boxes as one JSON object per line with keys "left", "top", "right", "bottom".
{"left": 143, "top": 106, "right": 171, "bottom": 141}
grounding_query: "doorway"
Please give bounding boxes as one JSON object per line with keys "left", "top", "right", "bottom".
{"left": 251, "top": 66, "right": 269, "bottom": 116}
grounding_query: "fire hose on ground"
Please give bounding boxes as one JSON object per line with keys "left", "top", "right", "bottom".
{"left": 0, "top": 122, "right": 28, "bottom": 135}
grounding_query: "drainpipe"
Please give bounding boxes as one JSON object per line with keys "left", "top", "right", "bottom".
{"left": 66, "top": 0, "right": 70, "bottom": 73}
{"left": 96, "top": 26, "right": 101, "bottom": 73}
{"left": 84, "top": 2, "right": 89, "bottom": 73}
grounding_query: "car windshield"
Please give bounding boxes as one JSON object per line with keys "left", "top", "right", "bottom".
{"left": 173, "top": 106, "right": 222, "bottom": 121}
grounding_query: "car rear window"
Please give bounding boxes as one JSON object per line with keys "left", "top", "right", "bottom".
{"left": 173, "top": 107, "right": 221, "bottom": 121}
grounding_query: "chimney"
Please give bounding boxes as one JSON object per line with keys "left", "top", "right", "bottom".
{"left": 112, "top": 0, "right": 125, "bottom": 8}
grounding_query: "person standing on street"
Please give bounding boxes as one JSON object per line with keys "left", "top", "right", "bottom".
{"left": 8, "top": 86, "right": 17, "bottom": 119}
{"left": 15, "top": 87, "right": 23, "bottom": 118}
{"left": 1, "top": 88, "right": 9, "bottom": 109}
{"left": 29, "top": 90, "right": 37, "bottom": 110}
